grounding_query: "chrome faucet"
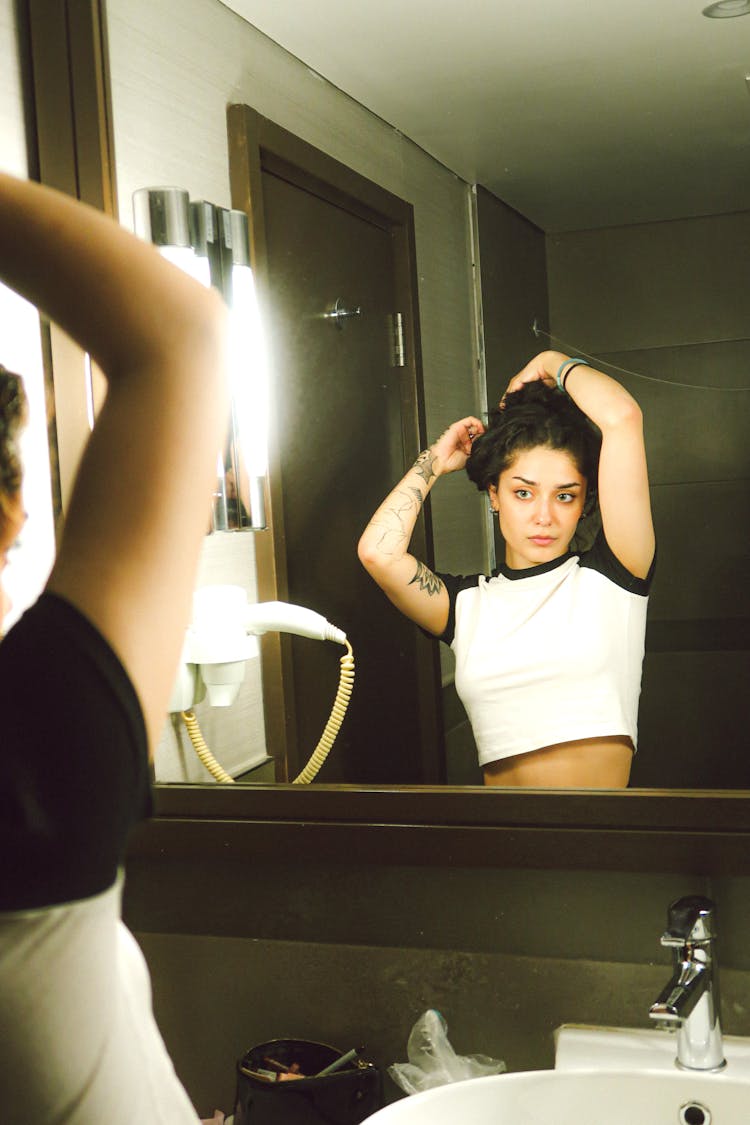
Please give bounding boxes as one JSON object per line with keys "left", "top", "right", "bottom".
{"left": 648, "top": 895, "right": 726, "bottom": 1071}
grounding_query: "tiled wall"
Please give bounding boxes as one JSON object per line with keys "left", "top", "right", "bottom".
{"left": 467, "top": 189, "right": 750, "bottom": 789}
{"left": 546, "top": 214, "right": 750, "bottom": 788}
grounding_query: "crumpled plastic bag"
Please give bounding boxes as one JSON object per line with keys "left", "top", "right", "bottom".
{"left": 388, "top": 1009, "right": 506, "bottom": 1095}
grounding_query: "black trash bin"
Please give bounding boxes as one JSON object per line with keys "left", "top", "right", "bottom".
{"left": 233, "top": 1038, "right": 383, "bottom": 1125}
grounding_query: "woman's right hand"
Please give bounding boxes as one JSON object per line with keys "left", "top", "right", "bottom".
{"left": 431, "top": 416, "right": 485, "bottom": 474}
{"left": 499, "top": 350, "right": 562, "bottom": 406}
{"left": 358, "top": 413, "right": 483, "bottom": 637}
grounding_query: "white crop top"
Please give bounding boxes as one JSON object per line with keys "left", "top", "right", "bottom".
{"left": 437, "top": 533, "right": 654, "bottom": 766}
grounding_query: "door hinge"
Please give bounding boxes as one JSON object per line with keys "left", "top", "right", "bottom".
{"left": 389, "top": 312, "right": 405, "bottom": 367}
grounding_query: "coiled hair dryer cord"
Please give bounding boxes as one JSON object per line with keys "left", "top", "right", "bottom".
{"left": 181, "top": 639, "right": 354, "bottom": 785}
{"left": 293, "top": 638, "right": 354, "bottom": 784}
{"left": 181, "top": 709, "right": 234, "bottom": 784}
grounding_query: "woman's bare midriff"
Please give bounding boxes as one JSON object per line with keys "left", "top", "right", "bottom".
{"left": 482, "top": 735, "right": 633, "bottom": 789}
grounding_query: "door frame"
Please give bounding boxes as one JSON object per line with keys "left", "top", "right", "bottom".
{"left": 18, "top": 0, "right": 116, "bottom": 523}
{"left": 226, "top": 103, "right": 445, "bottom": 783}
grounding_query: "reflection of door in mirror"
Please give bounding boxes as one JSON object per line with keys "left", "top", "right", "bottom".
{"left": 229, "top": 107, "right": 445, "bottom": 784}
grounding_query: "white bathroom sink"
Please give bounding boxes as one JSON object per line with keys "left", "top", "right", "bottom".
{"left": 363, "top": 1068, "right": 750, "bottom": 1123}
{"left": 555, "top": 1023, "right": 750, "bottom": 1077}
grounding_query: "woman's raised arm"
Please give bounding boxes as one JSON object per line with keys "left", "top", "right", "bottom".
{"left": 503, "top": 350, "right": 654, "bottom": 578}
{"left": 0, "top": 173, "right": 229, "bottom": 750}
{"left": 358, "top": 416, "right": 484, "bottom": 635}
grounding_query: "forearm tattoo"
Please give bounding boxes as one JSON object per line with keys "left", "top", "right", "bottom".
{"left": 408, "top": 560, "right": 444, "bottom": 597}
{"left": 364, "top": 450, "right": 437, "bottom": 561}
{"left": 367, "top": 486, "right": 425, "bottom": 555}
{"left": 412, "top": 448, "right": 437, "bottom": 484}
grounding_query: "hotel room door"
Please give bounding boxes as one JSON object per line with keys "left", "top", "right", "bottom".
{"left": 228, "top": 105, "right": 445, "bottom": 784}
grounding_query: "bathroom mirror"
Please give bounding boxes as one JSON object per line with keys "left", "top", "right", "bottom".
{"left": 217, "top": 99, "right": 750, "bottom": 796}
{"left": 18, "top": 1, "right": 750, "bottom": 836}
{"left": 148, "top": 0, "right": 749, "bottom": 794}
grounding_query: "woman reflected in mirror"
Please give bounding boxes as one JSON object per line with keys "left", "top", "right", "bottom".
{"left": 358, "top": 350, "right": 655, "bottom": 789}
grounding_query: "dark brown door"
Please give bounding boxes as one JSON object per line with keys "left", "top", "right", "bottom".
{"left": 228, "top": 106, "right": 445, "bottom": 784}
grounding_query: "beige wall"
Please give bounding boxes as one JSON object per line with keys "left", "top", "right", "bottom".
{"left": 106, "top": 0, "right": 482, "bottom": 528}
{"left": 105, "top": 0, "right": 486, "bottom": 779}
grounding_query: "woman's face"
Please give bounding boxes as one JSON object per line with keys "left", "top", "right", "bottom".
{"left": 489, "top": 445, "right": 587, "bottom": 569}
{"left": 0, "top": 493, "right": 25, "bottom": 631}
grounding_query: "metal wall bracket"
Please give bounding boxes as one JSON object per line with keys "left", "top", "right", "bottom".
{"left": 323, "top": 297, "right": 362, "bottom": 329}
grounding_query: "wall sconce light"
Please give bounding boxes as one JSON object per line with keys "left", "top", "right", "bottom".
{"left": 222, "top": 208, "right": 269, "bottom": 530}
{"left": 132, "top": 187, "right": 268, "bottom": 531}
{"left": 132, "top": 187, "right": 209, "bottom": 286}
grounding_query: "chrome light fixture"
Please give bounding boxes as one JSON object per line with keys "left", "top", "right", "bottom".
{"left": 133, "top": 187, "right": 268, "bottom": 531}
{"left": 133, "top": 187, "right": 210, "bottom": 286}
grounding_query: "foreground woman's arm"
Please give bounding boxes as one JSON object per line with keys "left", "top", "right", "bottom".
{"left": 0, "top": 173, "right": 229, "bottom": 750}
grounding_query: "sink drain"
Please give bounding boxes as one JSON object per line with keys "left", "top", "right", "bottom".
{"left": 679, "top": 1103, "right": 712, "bottom": 1125}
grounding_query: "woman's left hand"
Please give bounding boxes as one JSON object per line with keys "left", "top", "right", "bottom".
{"left": 499, "top": 350, "right": 563, "bottom": 406}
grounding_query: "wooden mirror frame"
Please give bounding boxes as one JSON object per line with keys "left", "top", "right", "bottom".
{"left": 23, "top": 0, "right": 750, "bottom": 877}
{"left": 140, "top": 783, "right": 750, "bottom": 874}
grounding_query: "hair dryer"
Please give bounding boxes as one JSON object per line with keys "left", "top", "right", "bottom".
{"left": 172, "top": 585, "right": 348, "bottom": 709}
{"left": 170, "top": 585, "right": 354, "bottom": 784}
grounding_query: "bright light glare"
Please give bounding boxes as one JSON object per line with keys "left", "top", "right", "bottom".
{"left": 229, "top": 265, "right": 269, "bottom": 478}
{"left": 0, "top": 282, "right": 55, "bottom": 629}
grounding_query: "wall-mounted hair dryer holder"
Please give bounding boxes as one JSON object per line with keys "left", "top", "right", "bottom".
{"left": 167, "top": 585, "right": 354, "bottom": 785}
{"left": 169, "top": 585, "right": 348, "bottom": 712}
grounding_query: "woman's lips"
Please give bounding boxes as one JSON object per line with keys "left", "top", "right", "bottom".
{"left": 529, "top": 536, "right": 554, "bottom": 546}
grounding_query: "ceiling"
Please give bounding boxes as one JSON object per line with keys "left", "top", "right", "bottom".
{"left": 219, "top": 0, "right": 750, "bottom": 232}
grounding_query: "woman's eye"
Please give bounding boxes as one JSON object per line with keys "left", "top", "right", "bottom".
{"left": 514, "top": 489, "right": 532, "bottom": 500}
{"left": 557, "top": 492, "right": 575, "bottom": 503}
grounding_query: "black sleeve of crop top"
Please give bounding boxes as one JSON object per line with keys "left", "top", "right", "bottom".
{"left": 579, "top": 529, "right": 656, "bottom": 595}
{"left": 0, "top": 593, "right": 151, "bottom": 910}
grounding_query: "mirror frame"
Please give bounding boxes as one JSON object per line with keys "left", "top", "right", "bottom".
{"left": 26, "top": 0, "right": 750, "bottom": 878}
{"left": 138, "top": 783, "right": 750, "bottom": 874}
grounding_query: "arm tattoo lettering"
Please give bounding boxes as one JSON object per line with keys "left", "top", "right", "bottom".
{"left": 412, "top": 449, "right": 437, "bottom": 484}
{"left": 408, "top": 560, "right": 444, "bottom": 597}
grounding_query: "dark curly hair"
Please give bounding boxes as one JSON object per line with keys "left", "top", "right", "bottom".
{"left": 0, "top": 365, "right": 27, "bottom": 516}
{"left": 466, "top": 382, "right": 601, "bottom": 502}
